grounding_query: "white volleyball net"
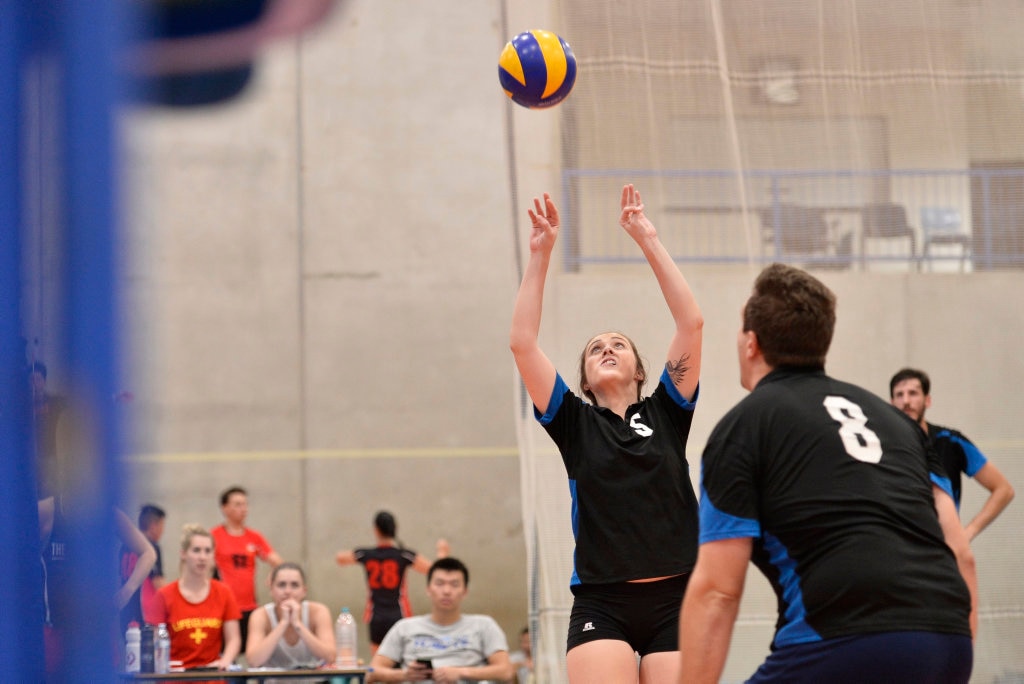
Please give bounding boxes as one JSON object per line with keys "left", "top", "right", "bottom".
{"left": 513, "top": 2, "right": 1024, "bottom": 682}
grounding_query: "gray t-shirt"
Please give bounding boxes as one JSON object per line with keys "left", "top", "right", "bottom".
{"left": 377, "top": 614, "right": 508, "bottom": 683}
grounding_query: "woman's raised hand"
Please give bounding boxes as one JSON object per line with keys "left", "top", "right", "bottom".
{"left": 527, "top": 193, "right": 560, "bottom": 254}
{"left": 619, "top": 183, "right": 657, "bottom": 241}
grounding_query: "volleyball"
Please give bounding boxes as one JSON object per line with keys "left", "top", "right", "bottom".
{"left": 498, "top": 30, "right": 577, "bottom": 109}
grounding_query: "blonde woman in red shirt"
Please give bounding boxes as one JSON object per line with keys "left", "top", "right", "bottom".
{"left": 155, "top": 524, "right": 242, "bottom": 671}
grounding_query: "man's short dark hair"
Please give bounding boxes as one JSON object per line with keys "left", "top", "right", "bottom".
{"left": 428, "top": 557, "right": 469, "bottom": 586}
{"left": 219, "top": 485, "right": 247, "bottom": 506}
{"left": 890, "top": 367, "right": 931, "bottom": 398}
{"left": 744, "top": 263, "right": 836, "bottom": 368}
{"left": 138, "top": 504, "right": 166, "bottom": 530}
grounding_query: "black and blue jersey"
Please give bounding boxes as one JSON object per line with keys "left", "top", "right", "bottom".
{"left": 700, "top": 366, "right": 971, "bottom": 648}
{"left": 537, "top": 369, "right": 699, "bottom": 586}
{"left": 929, "top": 423, "right": 988, "bottom": 510}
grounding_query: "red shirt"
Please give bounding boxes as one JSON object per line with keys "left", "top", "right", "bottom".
{"left": 210, "top": 525, "right": 274, "bottom": 611}
{"left": 155, "top": 580, "right": 241, "bottom": 669}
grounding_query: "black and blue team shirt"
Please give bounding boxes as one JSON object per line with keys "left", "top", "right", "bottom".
{"left": 929, "top": 423, "right": 989, "bottom": 510}
{"left": 700, "top": 366, "right": 972, "bottom": 648}
{"left": 537, "top": 368, "right": 699, "bottom": 587}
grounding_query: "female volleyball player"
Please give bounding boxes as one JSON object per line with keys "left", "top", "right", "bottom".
{"left": 510, "top": 184, "right": 703, "bottom": 683}
{"left": 335, "top": 510, "right": 449, "bottom": 653}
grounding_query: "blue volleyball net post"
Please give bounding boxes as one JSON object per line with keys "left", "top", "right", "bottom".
{"left": 1, "top": 0, "right": 129, "bottom": 680}
{"left": 1, "top": 2, "right": 46, "bottom": 681}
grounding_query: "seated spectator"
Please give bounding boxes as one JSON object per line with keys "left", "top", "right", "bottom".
{"left": 154, "top": 524, "right": 241, "bottom": 671}
{"left": 369, "top": 557, "right": 514, "bottom": 683}
{"left": 508, "top": 626, "right": 533, "bottom": 684}
{"left": 245, "top": 562, "right": 336, "bottom": 669}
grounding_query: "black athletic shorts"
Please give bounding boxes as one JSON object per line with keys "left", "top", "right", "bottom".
{"left": 239, "top": 609, "right": 253, "bottom": 649}
{"left": 566, "top": 574, "right": 689, "bottom": 656}
{"left": 368, "top": 611, "right": 402, "bottom": 646}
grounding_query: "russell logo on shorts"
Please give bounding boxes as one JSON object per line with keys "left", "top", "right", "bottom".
{"left": 582, "top": 622, "right": 595, "bottom": 632}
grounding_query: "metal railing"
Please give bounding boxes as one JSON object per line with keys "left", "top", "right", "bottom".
{"left": 560, "top": 168, "right": 1024, "bottom": 271}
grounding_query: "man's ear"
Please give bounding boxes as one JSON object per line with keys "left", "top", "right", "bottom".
{"left": 743, "top": 330, "right": 760, "bottom": 359}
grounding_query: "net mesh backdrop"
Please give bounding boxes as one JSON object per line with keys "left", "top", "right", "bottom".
{"left": 512, "top": 2, "right": 1024, "bottom": 682}
{"left": 556, "top": 1, "right": 1024, "bottom": 271}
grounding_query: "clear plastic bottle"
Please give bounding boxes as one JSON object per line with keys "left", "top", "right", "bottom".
{"left": 155, "top": 623, "right": 171, "bottom": 674}
{"left": 124, "top": 622, "right": 141, "bottom": 673}
{"left": 334, "top": 607, "right": 358, "bottom": 667}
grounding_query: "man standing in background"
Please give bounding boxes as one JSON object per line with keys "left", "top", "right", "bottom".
{"left": 212, "top": 486, "right": 282, "bottom": 647}
{"left": 890, "top": 367, "right": 1015, "bottom": 540}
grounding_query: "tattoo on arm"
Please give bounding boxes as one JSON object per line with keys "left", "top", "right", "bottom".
{"left": 665, "top": 354, "right": 691, "bottom": 385}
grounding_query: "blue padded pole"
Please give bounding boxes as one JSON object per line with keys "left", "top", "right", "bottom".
{"left": 0, "top": 1, "right": 47, "bottom": 681}
{"left": 48, "top": 0, "right": 128, "bottom": 679}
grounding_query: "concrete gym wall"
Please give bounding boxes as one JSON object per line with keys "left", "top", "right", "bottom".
{"left": 121, "top": 0, "right": 528, "bottom": 656}
{"left": 111, "top": 0, "right": 1023, "bottom": 678}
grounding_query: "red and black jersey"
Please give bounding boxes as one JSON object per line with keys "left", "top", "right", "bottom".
{"left": 353, "top": 545, "right": 417, "bottom": 632}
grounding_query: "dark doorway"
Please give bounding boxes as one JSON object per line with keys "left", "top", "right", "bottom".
{"left": 970, "top": 160, "right": 1024, "bottom": 269}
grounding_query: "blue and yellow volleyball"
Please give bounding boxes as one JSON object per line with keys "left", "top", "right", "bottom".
{"left": 498, "top": 30, "right": 577, "bottom": 109}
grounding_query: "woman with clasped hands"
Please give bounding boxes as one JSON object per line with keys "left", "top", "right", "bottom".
{"left": 245, "top": 562, "right": 336, "bottom": 669}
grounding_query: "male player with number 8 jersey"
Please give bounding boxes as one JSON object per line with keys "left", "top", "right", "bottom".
{"left": 335, "top": 510, "right": 449, "bottom": 653}
{"left": 680, "top": 263, "right": 977, "bottom": 684}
